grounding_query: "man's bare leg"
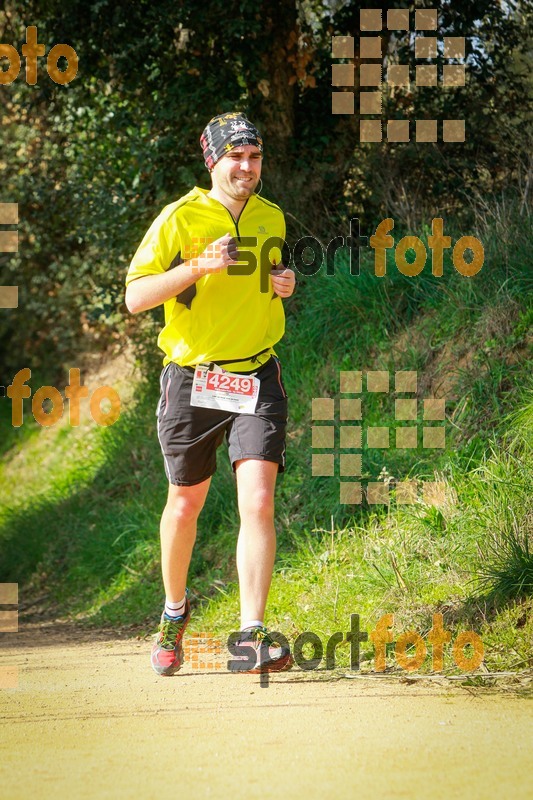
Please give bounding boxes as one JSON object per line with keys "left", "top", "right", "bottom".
{"left": 234, "top": 459, "right": 279, "bottom": 626}
{"left": 160, "top": 479, "right": 211, "bottom": 602}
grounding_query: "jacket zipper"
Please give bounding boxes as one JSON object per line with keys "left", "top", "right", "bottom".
{"left": 225, "top": 207, "right": 241, "bottom": 239}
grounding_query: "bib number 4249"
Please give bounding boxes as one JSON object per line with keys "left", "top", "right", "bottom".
{"left": 206, "top": 372, "right": 254, "bottom": 396}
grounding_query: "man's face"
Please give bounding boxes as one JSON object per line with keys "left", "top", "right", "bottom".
{"left": 211, "top": 144, "right": 262, "bottom": 201}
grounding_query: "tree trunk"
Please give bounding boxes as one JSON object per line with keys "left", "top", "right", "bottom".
{"left": 253, "top": 0, "right": 299, "bottom": 160}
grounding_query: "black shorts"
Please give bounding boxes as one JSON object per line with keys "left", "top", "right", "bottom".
{"left": 156, "top": 356, "right": 288, "bottom": 486}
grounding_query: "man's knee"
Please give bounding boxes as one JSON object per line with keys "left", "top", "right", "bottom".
{"left": 165, "top": 485, "right": 207, "bottom": 523}
{"left": 238, "top": 487, "right": 275, "bottom": 521}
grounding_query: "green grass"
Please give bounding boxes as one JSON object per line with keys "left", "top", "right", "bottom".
{"left": 469, "top": 398, "right": 533, "bottom": 601}
{"left": 1, "top": 211, "right": 532, "bottom": 676}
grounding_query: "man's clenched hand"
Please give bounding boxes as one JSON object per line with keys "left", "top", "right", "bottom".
{"left": 270, "top": 264, "right": 296, "bottom": 298}
{"left": 194, "top": 232, "right": 239, "bottom": 274}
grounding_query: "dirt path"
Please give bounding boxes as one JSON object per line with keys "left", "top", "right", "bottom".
{"left": 1, "top": 628, "right": 532, "bottom": 800}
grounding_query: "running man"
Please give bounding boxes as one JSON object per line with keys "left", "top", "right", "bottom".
{"left": 125, "top": 112, "right": 295, "bottom": 675}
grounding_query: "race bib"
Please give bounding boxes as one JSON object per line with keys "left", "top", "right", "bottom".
{"left": 190, "top": 365, "right": 260, "bottom": 414}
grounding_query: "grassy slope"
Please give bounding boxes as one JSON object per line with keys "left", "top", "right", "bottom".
{"left": 1, "top": 219, "right": 532, "bottom": 674}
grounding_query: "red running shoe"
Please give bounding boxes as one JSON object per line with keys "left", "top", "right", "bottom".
{"left": 151, "top": 597, "right": 191, "bottom": 676}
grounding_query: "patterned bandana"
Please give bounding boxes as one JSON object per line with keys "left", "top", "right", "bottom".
{"left": 200, "top": 112, "right": 263, "bottom": 171}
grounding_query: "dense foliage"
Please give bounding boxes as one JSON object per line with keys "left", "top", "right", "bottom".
{"left": 0, "top": 1, "right": 531, "bottom": 377}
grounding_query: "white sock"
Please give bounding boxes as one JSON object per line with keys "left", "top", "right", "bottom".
{"left": 165, "top": 596, "right": 186, "bottom": 618}
{"left": 241, "top": 619, "right": 264, "bottom": 631}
